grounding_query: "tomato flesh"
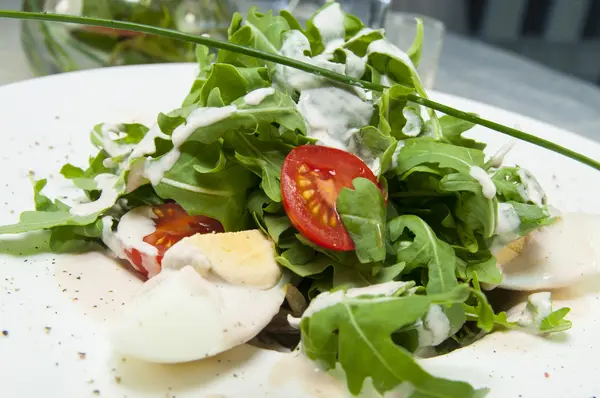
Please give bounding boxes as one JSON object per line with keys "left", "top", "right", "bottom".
{"left": 123, "top": 203, "right": 224, "bottom": 277}
{"left": 281, "top": 145, "right": 382, "bottom": 251}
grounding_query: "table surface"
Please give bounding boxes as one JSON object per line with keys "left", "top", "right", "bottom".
{"left": 1, "top": 0, "right": 599, "bottom": 142}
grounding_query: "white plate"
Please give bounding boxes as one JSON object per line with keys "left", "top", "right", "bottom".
{"left": 1, "top": 64, "right": 599, "bottom": 398}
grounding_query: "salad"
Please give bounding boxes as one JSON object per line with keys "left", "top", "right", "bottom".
{"left": 0, "top": 2, "right": 593, "bottom": 397}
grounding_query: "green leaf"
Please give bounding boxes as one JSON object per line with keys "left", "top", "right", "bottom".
{"left": 540, "top": 307, "right": 572, "bottom": 333}
{"left": 344, "top": 28, "right": 384, "bottom": 57}
{"left": 227, "top": 132, "right": 291, "bottom": 203}
{"left": 182, "top": 91, "right": 306, "bottom": 145}
{"left": 395, "top": 138, "right": 485, "bottom": 177}
{"left": 508, "top": 201, "right": 555, "bottom": 235}
{"left": 407, "top": 18, "right": 424, "bottom": 67}
{"left": 439, "top": 115, "right": 486, "bottom": 150}
{"left": 388, "top": 214, "right": 458, "bottom": 294}
{"left": 439, "top": 173, "right": 482, "bottom": 194}
{"left": 49, "top": 220, "right": 103, "bottom": 253}
{"left": 0, "top": 210, "right": 98, "bottom": 234}
{"left": 0, "top": 179, "right": 101, "bottom": 234}
{"left": 455, "top": 193, "right": 497, "bottom": 239}
{"left": 199, "top": 64, "right": 269, "bottom": 106}
{"left": 337, "top": 177, "right": 387, "bottom": 263}
{"left": 377, "top": 85, "right": 412, "bottom": 136}
{"left": 465, "top": 257, "right": 502, "bottom": 285}
{"left": 467, "top": 274, "right": 495, "bottom": 332}
{"left": 153, "top": 141, "right": 256, "bottom": 231}
{"left": 263, "top": 215, "right": 292, "bottom": 244}
{"left": 60, "top": 164, "right": 85, "bottom": 179}
{"left": 244, "top": 7, "right": 290, "bottom": 69}
{"left": 300, "top": 284, "right": 481, "bottom": 396}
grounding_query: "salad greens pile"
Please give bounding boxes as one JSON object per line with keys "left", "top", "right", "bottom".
{"left": 0, "top": 3, "right": 575, "bottom": 397}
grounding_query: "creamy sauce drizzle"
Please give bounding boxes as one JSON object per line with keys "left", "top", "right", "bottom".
{"left": 489, "top": 140, "right": 516, "bottom": 168}
{"left": 297, "top": 87, "right": 377, "bottom": 172}
{"left": 244, "top": 88, "right": 275, "bottom": 105}
{"left": 312, "top": 3, "right": 345, "bottom": 45}
{"left": 517, "top": 168, "right": 546, "bottom": 206}
{"left": 469, "top": 166, "right": 497, "bottom": 199}
{"left": 301, "top": 281, "right": 408, "bottom": 319}
{"left": 415, "top": 305, "right": 451, "bottom": 348}
{"left": 140, "top": 105, "right": 236, "bottom": 186}
{"left": 402, "top": 108, "right": 423, "bottom": 137}
{"left": 494, "top": 202, "right": 522, "bottom": 246}
{"left": 69, "top": 174, "right": 121, "bottom": 216}
{"left": 95, "top": 124, "right": 135, "bottom": 158}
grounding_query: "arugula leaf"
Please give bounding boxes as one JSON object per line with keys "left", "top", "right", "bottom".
{"left": 439, "top": 173, "right": 482, "bottom": 194}
{"left": 395, "top": 138, "right": 485, "bottom": 177}
{"left": 300, "top": 284, "right": 483, "bottom": 397}
{"left": 540, "top": 307, "right": 572, "bottom": 333}
{"left": 377, "top": 85, "right": 416, "bottom": 138}
{"left": 49, "top": 220, "right": 103, "bottom": 253}
{"left": 508, "top": 201, "right": 555, "bottom": 234}
{"left": 465, "top": 257, "right": 503, "bottom": 285}
{"left": 407, "top": 18, "right": 424, "bottom": 67}
{"left": 199, "top": 64, "right": 269, "bottom": 106}
{"left": 439, "top": 115, "right": 486, "bottom": 150}
{"left": 154, "top": 141, "right": 257, "bottom": 231}
{"left": 263, "top": 215, "right": 292, "bottom": 244}
{"left": 182, "top": 91, "right": 306, "bottom": 145}
{"left": 455, "top": 193, "right": 497, "bottom": 239}
{"left": 244, "top": 7, "right": 291, "bottom": 69}
{"left": 228, "top": 132, "right": 290, "bottom": 203}
{"left": 388, "top": 214, "right": 458, "bottom": 294}
{"left": 337, "top": 178, "right": 386, "bottom": 263}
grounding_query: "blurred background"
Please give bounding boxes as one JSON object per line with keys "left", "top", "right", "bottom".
{"left": 0, "top": 0, "right": 599, "bottom": 140}
{"left": 394, "top": 0, "right": 600, "bottom": 86}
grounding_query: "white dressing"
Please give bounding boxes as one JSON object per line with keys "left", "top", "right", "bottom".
{"left": 94, "top": 124, "right": 135, "bottom": 159}
{"left": 507, "top": 292, "right": 553, "bottom": 328}
{"left": 171, "top": 105, "right": 236, "bottom": 148}
{"left": 297, "top": 87, "right": 377, "bottom": 172}
{"left": 129, "top": 124, "right": 170, "bottom": 159}
{"left": 143, "top": 148, "right": 181, "bottom": 186}
{"left": 517, "top": 168, "right": 546, "bottom": 206}
{"left": 469, "top": 166, "right": 497, "bottom": 199}
{"left": 136, "top": 105, "right": 236, "bottom": 186}
{"left": 312, "top": 2, "right": 345, "bottom": 45}
{"left": 498, "top": 212, "right": 600, "bottom": 290}
{"left": 244, "top": 87, "right": 275, "bottom": 105}
{"left": 69, "top": 174, "right": 121, "bottom": 217}
{"left": 100, "top": 207, "right": 161, "bottom": 278}
{"left": 488, "top": 140, "right": 516, "bottom": 169}
{"left": 415, "top": 305, "right": 451, "bottom": 348}
{"left": 300, "top": 281, "right": 409, "bottom": 319}
{"left": 494, "top": 202, "right": 522, "bottom": 246}
{"left": 402, "top": 108, "right": 423, "bottom": 137}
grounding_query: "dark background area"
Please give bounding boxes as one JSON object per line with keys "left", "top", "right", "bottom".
{"left": 392, "top": 0, "right": 600, "bottom": 86}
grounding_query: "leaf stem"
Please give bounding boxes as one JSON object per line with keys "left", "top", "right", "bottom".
{"left": 2, "top": 10, "right": 599, "bottom": 172}
{"left": 409, "top": 96, "right": 600, "bottom": 171}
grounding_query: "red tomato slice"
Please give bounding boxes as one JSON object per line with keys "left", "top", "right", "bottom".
{"left": 281, "top": 145, "right": 382, "bottom": 251}
{"left": 124, "top": 203, "right": 224, "bottom": 277}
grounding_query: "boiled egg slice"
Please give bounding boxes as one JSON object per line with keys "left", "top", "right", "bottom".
{"left": 107, "top": 230, "right": 287, "bottom": 363}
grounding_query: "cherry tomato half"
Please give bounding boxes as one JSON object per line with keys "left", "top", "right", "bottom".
{"left": 281, "top": 145, "right": 381, "bottom": 251}
{"left": 124, "top": 203, "right": 224, "bottom": 277}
